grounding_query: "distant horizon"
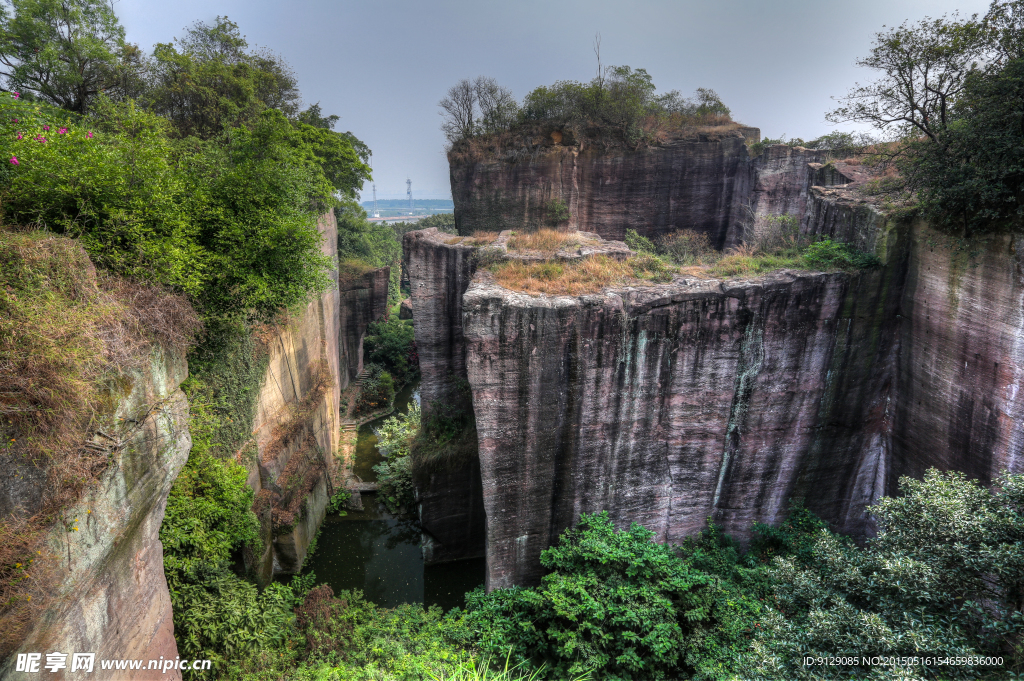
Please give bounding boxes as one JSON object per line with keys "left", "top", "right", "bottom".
{"left": 117, "top": 0, "right": 991, "bottom": 208}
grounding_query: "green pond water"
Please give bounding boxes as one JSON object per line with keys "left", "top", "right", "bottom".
{"left": 299, "top": 379, "right": 485, "bottom": 610}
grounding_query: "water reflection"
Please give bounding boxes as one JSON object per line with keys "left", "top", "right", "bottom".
{"left": 296, "top": 380, "right": 484, "bottom": 611}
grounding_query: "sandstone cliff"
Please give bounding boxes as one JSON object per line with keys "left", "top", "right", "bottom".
{"left": 1, "top": 345, "right": 191, "bottom": 680}
{"left": 247, "top": 211, "right": 389, "bottom": 580}
{"left": 449, "top": 128, "right": 759, "bottom": 247}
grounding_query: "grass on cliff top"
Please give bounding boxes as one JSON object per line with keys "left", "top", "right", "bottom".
{"left": 506, "top": 228, "right": 602, "bottom": 256}
{"left": 491, "top": 253, "right": 673, "bottom": 295}
{"left": 0, "top": 226, "right": 201, "bottom": 655}
{"left": 445, "top": 231, "right": 500, "bottom": 246}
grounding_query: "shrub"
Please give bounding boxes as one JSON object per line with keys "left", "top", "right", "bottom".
{"left": 747, "top": 470, "right": 1024, "bottom": 680}
{"left": 363, "top": 318, "right": 419, "bottom": 386}
{"left": 801, "top": 238, "right": 881, "bottom": 270}
{"left": 624, "top": 228, "right": 655, "bottom": 253}
{"left": 451, "top": 512, "right": 744, "bottom": 680}
{"left": 656, "top": 229, "right": 718, "bottom": 265}
{"left": 373, "top": 403, "right": 420, "bottom": 514}
{"left": 355, "top": 363, "right": 395, "bottom": 415}
{"left": 544, "top": 199, "right": 570, "bottom": 226}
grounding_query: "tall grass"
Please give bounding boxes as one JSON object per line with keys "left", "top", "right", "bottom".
{"left": 506, "top": 229, "right": 591, "bottom": 255}
{"left": 492, "top": 253, "right": 672, "bottom": 295}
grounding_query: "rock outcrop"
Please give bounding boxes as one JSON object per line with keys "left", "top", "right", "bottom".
{"left": 404, "top": 229, "right": 487, "bottom": 563}
{"left": 459, "top": 231, "right": 903, "bottom": 588}
{"left": 1, "top": 345, "right": 191, "bottom": 680}
{"left": 413, "top": 134, "right": 1024, "bottom": 591}
{"left": 247, "top": 211, "right": 388, "bottom": 580}
{"left": 449, "top": 127, "right": 759, "bottom": 247}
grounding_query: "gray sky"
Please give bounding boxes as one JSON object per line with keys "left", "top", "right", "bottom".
{"left": 116, "top": 0, "right": 991, "bottom": 201}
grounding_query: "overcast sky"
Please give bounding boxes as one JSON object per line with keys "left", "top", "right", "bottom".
{"left": 116, "top": 0, "right": 991, "bottom": 201}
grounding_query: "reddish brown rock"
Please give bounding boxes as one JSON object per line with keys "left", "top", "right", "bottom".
{"left": 449, "top": 128, "right": 759, "bottom": 248}
{"left": 1, "top": 346, "right": 191, "bottom": 681}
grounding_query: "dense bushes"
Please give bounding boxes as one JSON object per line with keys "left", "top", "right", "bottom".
{"left": 372, "top": 403, "right": 420, "bottom": 514}
{"left": 363, "top": 318, "right": 418, "bottom": 386}
{"left": 440, "top": 67, "right": 732, "bottom": 149}
{"left": 354, "top": 363, "right": 395, "bottom": 415}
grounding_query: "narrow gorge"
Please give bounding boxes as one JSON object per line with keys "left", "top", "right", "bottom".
{"left": 408, "top": 129, "right": 1024, "bottom": 589}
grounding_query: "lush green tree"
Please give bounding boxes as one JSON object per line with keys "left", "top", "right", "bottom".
{"left": 828, "top": 0, "right": 1024, "bottom": 232}
{"left": 363, "top": 318, "right": 418, "bottom": 385}
{"left": 0, "top": 0, "right": 125, "bottom": 112}
{"left": 451, "top": 512, "right": 753, "bottom": 681}
{"left": 749, "top": 470, "right": 1024, "bottom": 680}
{"left": 144, "top": 16, "right": 300, "bottom": 139}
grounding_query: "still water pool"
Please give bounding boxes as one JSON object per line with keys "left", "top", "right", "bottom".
{"left": 298, "top": 379, "right": 485, "bottom": 610}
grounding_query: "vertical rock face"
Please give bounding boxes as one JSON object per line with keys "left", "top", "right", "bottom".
{"left": 894, "top": 222, "right": 1024, "bottom": 485}
{"left": 449, "top": 129, "right": 758, "bottom": 248}
{"left": 248, "top": 212, "right": 359, "bottom": 580}
{"left": 416, "top": 133, "right": 1024, "bottom": 591}
{"left": 404, "top": 228, "right": 487, "bottom": 563}
{"left": 462, "top": 260, "right": 901, "bottom": 588}
{"left": 403, "top": 229, "right": 477, "bottom": 410}
{"left": 2, "top": 346, "right": 191, "bottom": 680}
{"left": 339, "top": 266, "right": 391, "bottom": 386}
{"left": 748, "top": 146, "right": 826, "bottom": 223}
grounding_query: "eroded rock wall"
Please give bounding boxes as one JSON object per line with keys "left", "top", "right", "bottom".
{"left": 404, "top": 228, "right": 486, "bottom": 563}
{"left": 248, "top": 212, "right": 353, "bottom": 580}
{"left": 893, "top": 222, "right": 1024, "bottom": 485}
{"left": 2, "top": 346, "right": 190, "bottom": 681}
{"left": 450, "top": 129, "right": 758, "bottom": 248}
{"left": 463, "top": 255, "right": 902, "bottom": 587}
{"left": 339, "top": 266, "right": 391, "bottom": 386}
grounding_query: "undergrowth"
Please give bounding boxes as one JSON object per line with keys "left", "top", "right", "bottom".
{"left": 0, "top": 228, "right": 200, "bottom": 655}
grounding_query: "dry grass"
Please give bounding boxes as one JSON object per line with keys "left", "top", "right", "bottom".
{"left": 337, "top": 258, "right": 377, "bottom": 285}
{"left": 492, "top": 253, "right": 673, "bottom": 295}
{"left": 445, "top": 231, "right": 500, "bottom": 247}
{"left": 506, "top": 229, "right": 591, "bottom": 255}
{"left": 0, "top": 227, "right": 201, "bottom": 656}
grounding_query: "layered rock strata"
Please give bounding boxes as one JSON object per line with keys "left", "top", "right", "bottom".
{"left": 404, "top": 228, "right": 486, "bottom": 563}
{"left": 247, "top": 212, "right": 388, "bottom": 580}
{"left": 460, "top": 230, "right": 903, "bottom": 588}
{"left": 1, "top": 346, "right": 191, "bottom": 680}
{"left": 449, "top": 127, "right": 759, "bottom": 247}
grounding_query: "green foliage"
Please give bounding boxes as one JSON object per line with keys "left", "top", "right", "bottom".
{"left": 415, "top": 213, "right": 458, "bottom": 234}
{"left": 519, "top": 70, "right": 730, "bottom": 146}
{"left": 0, "top": 95, "right": 340, "bottom": 320}
{"left": 657, "top": 230, "right": 717, "bottom": 266}
{"left": 543, "top": 199, "right": 570, "bottom": 226}
{"left": 623, "top": 228, "right": 655, "bottom": 254}
{"left": 297, "top": 588, "right": 475, "bottom": 680}
{"left": 172, "top": 562, "right": 297, "bottom": 673}
{"left": 801, "top": 238, "right": 882, "bottom": 270}
{"left": 144, "top": 16, "right": 300, "bottom": 139}
{"left": 748, "top": 469, "right": 1024, "bottom": 680}
{"left": 327, "top": 489, "right": 351, "bottom": 515}
{"left": 0, "top": 0, "right": 125, "bottom": 112}
{"left": 828, "top": 3, "right": 1024, "bottom": 233}
{"left": 372, "top": 403, "right": 420, "bottom": 514}
{"left": 453, "top": 512, "right": 748, "bottom": 681}
{"left": 363, "top": 318, "right": 419, "bottom": 386}
{"left": 354, "top": 363, "right": 395, "bottom": 415}
{"left": 337, "top": 207, "right": 402, "bottom": 305}
{"left": 160, "top": 389, "right": 260, "bottom": 592}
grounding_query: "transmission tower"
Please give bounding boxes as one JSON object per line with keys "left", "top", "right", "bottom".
{"left": 369, "top": 152, "right": 378, "bottom": 218}
{"left": 407, "top": 178, "right": 412, "bottom": 213}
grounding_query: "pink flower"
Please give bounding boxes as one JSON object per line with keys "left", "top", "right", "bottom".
{"left": 9, "top": 156, "right": 18, "bottom": 165}
{"left": 11, "top": 118, "right": 17, "bottom": 123}
{"left": 34, "top": 135, "right": 45, "bottom": 143}
{"left": 16, "top": 133, "right": 22, "bottom": 140}
{"left": 12, "top": 92, "right": 19, "bottom": 99}
{"left": 87, "top": 131, "right": 93, "bottom": 139}
{"left": 42, "top": 125, "right": 49, "bottom": 132}
{"left": 58, "top": 127, "right": 67, "bottom": 134}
